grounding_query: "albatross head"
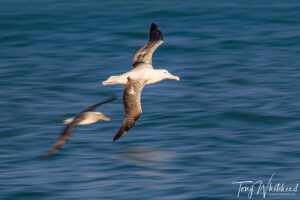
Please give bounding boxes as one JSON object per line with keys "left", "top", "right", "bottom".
{"left": 157, "top": 69, "right": 180, "bottom": 82}
{"left": 95, "top": 112, "right": 111, "bottom": 121}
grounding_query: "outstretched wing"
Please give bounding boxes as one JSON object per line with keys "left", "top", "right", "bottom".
{"left": 82, "top": 95, "right": 117, "bottom": 112}
{"left": 113, "top": 78, "right": 146, "bottom": 141}
{"left": 43, "top": 115, "right": 85, "bottom": 158}
{"left": 131, "top": 23, "right": 164, "bottom": 70}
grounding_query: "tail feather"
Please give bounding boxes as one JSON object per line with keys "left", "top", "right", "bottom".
{"left": 60, "top": 117, "right": 74, "bottom": 124}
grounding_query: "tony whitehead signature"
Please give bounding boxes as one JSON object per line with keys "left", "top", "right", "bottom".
{"left": 232, "top": 173, "right": 298, "bottom": 199}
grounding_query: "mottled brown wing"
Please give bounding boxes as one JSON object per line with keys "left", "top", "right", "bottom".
{"left": 43, "top": 115, "right": 85, "bottom": 158}
{"left": 82, "top": 95, "right": 117, "bottom": 112}
{"left": 131, "top": 23, "right": 164, "bottom": 70}
{"left": 113, "top": 78, "right": 146, "bottom": 141}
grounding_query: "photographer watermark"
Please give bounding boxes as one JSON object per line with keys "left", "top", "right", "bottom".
{"left": 232, "top": 173, "right": 298, "bottom": 199}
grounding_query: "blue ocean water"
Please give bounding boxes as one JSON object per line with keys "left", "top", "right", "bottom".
{"left": 1, "top": 1, "right": 300, "bottom": 199}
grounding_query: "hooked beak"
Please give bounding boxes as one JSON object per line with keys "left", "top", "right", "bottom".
{"left": 99, "top": 114, "right": 110, "bottom": 121}
{"left": 168, "top": 73, "right": 180, "bottom": 81}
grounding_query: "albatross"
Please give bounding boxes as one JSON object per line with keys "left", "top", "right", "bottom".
{"left": 102, "top": 23, "right": 180, "bottom": 142}
{"left": 43, "top": 95, "right": 116, "bottom": 158}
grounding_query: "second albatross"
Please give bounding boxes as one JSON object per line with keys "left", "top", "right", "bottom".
{"left": 44, "top": 95, "right": 116, "bottom": 158}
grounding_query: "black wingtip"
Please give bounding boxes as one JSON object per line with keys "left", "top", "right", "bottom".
{"left": 151, "top": 23, "right": 158, "bottom": 29}
{"left": 110, "top": 95, "right": 117, "bottom": 101}
{"left": 102, "top": 95, "right": 117, "bottom": 104}
{"left": 113, "top": 130, "right": 126, "bottom": 142}
{"left": 113, "top": 133, "right": 122, "bottom": 142}
{"left": 42, "top": 152, "right": 52, "bottom": 159}
{"left": 149, "top": 23, "right": 163, "bottom": 41}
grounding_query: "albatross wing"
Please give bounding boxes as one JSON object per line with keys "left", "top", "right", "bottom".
{"left": 43, "top": 115, "right": 84, "bottom": 158}
{"left": 113, "top": 77, "right": 146, "bottom": 141}
{"left": 131, "top": 23, "right": 164, "bottom": 70}
{"left": 82, "top": 95, "right": 117, "bottom": 112}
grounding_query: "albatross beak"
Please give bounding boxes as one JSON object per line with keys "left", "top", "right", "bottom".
{"left": 168, "top": 74, "right": 180, "bottom": 81}
{"left": 99, "top": 114, "right": 111, "bottom": 121}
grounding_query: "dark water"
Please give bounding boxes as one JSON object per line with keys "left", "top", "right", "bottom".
{"left": 1, "top": 1, "right": 300, "bottom": 199}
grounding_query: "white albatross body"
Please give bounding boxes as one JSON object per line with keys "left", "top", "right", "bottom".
{"left": 102, "top": 63, "right": 179, "bottom": 85}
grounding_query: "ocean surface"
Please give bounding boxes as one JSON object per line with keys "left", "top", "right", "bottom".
{"left": 1, "top": 1, "right": 300, "bottom": 199}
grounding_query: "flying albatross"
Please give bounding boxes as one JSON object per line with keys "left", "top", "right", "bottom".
{"left": 43, "top": 95, "right": 116, "bottom": 158}
{"left": 102, "top": 23, "right": 180, "bottom": 142}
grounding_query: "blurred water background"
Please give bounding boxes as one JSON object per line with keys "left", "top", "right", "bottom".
{"left": 1, "top": 0, "right": 300, "bottom": 199}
